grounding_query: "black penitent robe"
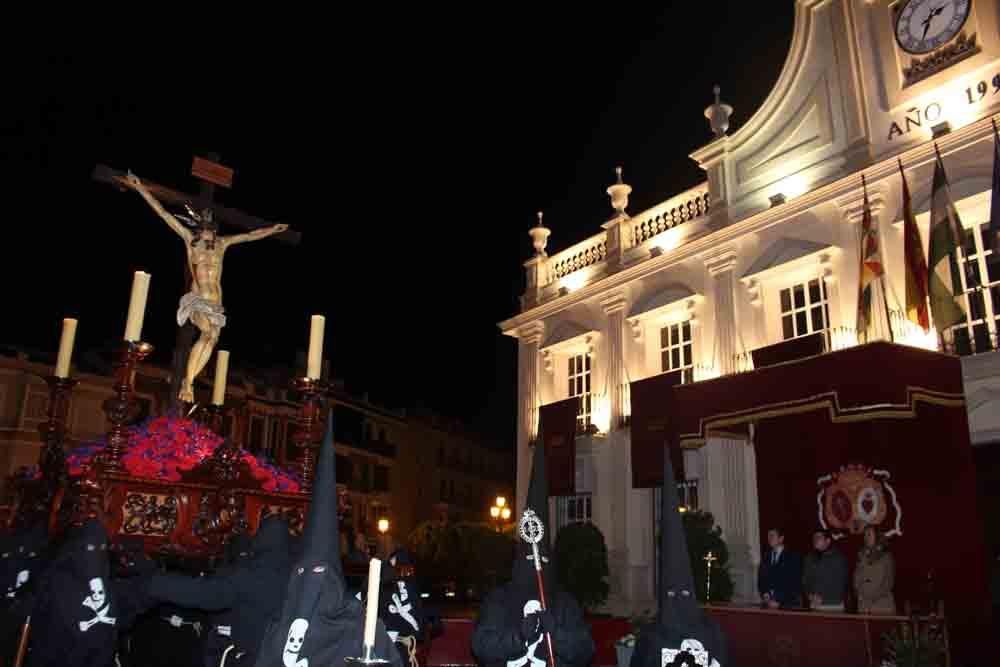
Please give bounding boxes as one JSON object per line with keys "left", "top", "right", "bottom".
{"left": 27, "top": 520, "right": 152, "bottom": 667}
{"left": 629, "top": 620, "right": 729, "bottom": 667}
{"left": 0, "top": 523, "right": 51, "bottom": 666}
{"left": 471, "top": 585, "right": 594, "bottom": 667}
{"left": 146, "top": 517, "right": 291, "bottom": 666}
{"left": 253, "top": 561, "right": 403, "bottom": 667}
{"left": 123, "top": 604, "right": 207, "bottom": 667}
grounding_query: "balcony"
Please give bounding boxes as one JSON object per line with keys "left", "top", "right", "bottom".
{"left": 525, "top": 184, "right": 711, "bottom": 311}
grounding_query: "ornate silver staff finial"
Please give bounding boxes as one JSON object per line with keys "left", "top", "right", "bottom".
{"left": 519, "top": 508, "right": 544, "bottom": 544}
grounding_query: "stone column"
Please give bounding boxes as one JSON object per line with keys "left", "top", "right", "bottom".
{"left": 698, "top": 435, "right": 761, "bottom": 603}
{"left": 601, "top": 295, "right": 628, "bottom": 430}
{"left": 706, "top": 249, "right": 738, "bottom": 376}
{"left": 516, "top": 322, "right": 545, "bottom": 517}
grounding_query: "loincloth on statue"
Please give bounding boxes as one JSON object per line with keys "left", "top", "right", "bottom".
{"left": 177, "top": 292, "right": 227, "bottom": 329}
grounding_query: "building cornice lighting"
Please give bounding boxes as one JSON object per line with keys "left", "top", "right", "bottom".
{"left": 769, "top": 193, "right": 787, "bottom": 207}
{"left": 931, "top": 121, "right": 952, "bottom": 138}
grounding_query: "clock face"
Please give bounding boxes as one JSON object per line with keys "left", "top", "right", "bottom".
{"left": 895, "top": 0, "right": 971, "bottom": 55}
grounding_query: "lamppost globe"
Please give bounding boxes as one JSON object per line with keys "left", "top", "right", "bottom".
{"left": 496, "top": 496, "right": 507, "bottom": 509}
{"left": 500, "top": 507, "right": 511, "bottom": 521}
{"left": 490, "top": 506, "right": 500, "bottom": 519}
{"left": 377, "top": 518, "right": 389, "bottom": 534}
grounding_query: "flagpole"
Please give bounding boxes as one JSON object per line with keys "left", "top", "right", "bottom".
{"left": 854, "top": 205, "right": 867, "bottom": 345}
{"left": 879, "top": 276, "right": 895, "bottom": 342}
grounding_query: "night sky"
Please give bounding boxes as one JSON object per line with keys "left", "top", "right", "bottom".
{"left": 3, "top": 7, "right": 794, "bottom": 446}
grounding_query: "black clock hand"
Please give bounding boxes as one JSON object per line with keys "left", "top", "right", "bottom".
{"left": 922, "top": 6, "right": 944, "bottom": 40}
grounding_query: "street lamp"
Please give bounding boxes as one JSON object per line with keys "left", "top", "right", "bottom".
{"left": 490, "top": 496, "right": 511, "bottom": 532}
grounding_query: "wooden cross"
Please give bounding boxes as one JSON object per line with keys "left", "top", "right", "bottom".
{"left": 93, "top": 154, "right": 301, "bottom": 411}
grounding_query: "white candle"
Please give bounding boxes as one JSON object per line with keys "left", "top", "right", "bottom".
{"left": 55, "top": 318, "right": 78, "bottom": 378}
{"left": 363, "top": 557, "right": 381, "bottom": 648}
{"left": 306, "top": 314, "right": 325, "bottom": 379}
{"left": 124, "top": 271, "right": 151, "bottom": 342}
{"left": 212, "top": 350, "right": 229, "bottom": 406}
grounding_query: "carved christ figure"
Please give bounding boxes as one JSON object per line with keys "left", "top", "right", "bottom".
{"left": 126, "top": 172, "right": 288, "bottom": 403}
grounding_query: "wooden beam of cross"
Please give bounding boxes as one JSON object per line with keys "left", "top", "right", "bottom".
{"left": 92, "top": 160, "right": 302, "bottom": 244}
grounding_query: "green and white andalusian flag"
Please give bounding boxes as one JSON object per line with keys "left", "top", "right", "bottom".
{"left": 928, "top": 149, "right": 967, "bottom": 335}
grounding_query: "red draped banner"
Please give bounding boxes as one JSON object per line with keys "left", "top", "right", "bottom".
{"left": 538, "top": 398, "right": 578, "bottom": 496}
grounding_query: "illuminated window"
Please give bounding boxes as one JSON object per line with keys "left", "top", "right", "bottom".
{"left": 567, "top": 354, "right": 592, "bottom": 431}
{"left": 779, "top": 278, "right": 830, "bottom": 345}
{"left": 950, "top": 224, "right": 1000, "bottom": 355}
{"left": 660, "top": 321, "right": 694, "bottom": 383}
{"left": 557, "top": 494, "right": 592, "bottom": 529}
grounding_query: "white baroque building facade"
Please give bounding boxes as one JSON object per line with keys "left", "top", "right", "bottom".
{"left": 500, "top": 0, "right": 1000, "bottom": 615}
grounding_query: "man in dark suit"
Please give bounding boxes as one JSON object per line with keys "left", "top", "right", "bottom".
{"left": 758, "top": 528, "right": 802, "bottom": 609}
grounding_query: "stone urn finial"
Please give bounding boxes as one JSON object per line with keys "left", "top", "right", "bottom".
{"left": 704, "top": 84, "right": 734, "bottom": 138}
{"left": 606, "top": 166, "right": 632, "bottom": 219}
{"left": 528, "top": 211, "right": 551, "bottom": 258}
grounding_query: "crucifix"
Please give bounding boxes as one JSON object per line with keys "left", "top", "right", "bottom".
{"left": 93, "top": 155, "right": 301, "bottom": 408}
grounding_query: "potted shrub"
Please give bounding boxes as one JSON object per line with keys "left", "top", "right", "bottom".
{"left": 554, "top": 522, "right": 610, "bottom": 611}
{"left": 682, "top": 511, "right": 734, "bottom": 603}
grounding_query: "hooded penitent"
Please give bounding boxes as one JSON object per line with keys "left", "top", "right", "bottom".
{"left": 146, "top": 495, "right": 291, "bottom": 666}
{"left": 254, "top": 411, "right": 402, "bottom": 667}
{"left": 471, "top": 439, "right": 594, "bottom": 667}
{"left": 3, "top": 519, "right": 48, "bottom": 601}
{"left": 0, "top": 521, "right": 49, "bottom": 663}
{"left": 28, "top": 519, "right": 121, "bottom": 667}
{"left": 628, "top": 450, "right": 728, "bottom": 667}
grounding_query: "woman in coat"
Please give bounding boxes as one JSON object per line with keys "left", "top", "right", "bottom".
{"left": 854, "top": 525, "right": 896, "bottom": 615}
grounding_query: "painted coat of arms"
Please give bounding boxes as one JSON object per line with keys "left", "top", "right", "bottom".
{"left": 817, "top": 464, "right": 902, "bottom": 538}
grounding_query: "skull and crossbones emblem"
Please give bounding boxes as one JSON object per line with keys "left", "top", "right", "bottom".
{"left": 388, "top": 581, "right": 420, "bottom": 633}
{"left": 283, "top": 618, "right": 310, "bottom": 667}
{"left": 79, "top": 578, "right": 116, "bottom": 632}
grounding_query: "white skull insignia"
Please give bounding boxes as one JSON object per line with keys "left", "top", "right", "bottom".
{"left": 87, "top": 578, "right": 105, "bottom": 610}
{"left": 6, "top": 570, "right": 29, "bottom": 598}
{"left": 661, "top": 638, "right": 720, "bottom": 667}
{"left": 507, "top": 600, "right": 545, "bottom": 667}
{"left": 283, "top": 618, "right": 310, "bottom": 667}
{"left": 79, "top": 578, "right": 116, "bottom": 632}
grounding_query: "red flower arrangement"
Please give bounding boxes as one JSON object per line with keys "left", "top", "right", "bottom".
{"left": 67, "top": 416, "right": 301, "bottom": 493}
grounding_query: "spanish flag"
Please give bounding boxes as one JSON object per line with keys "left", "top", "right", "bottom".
{"left": 900, "top": 160, "right": 930, "bottom": 332}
